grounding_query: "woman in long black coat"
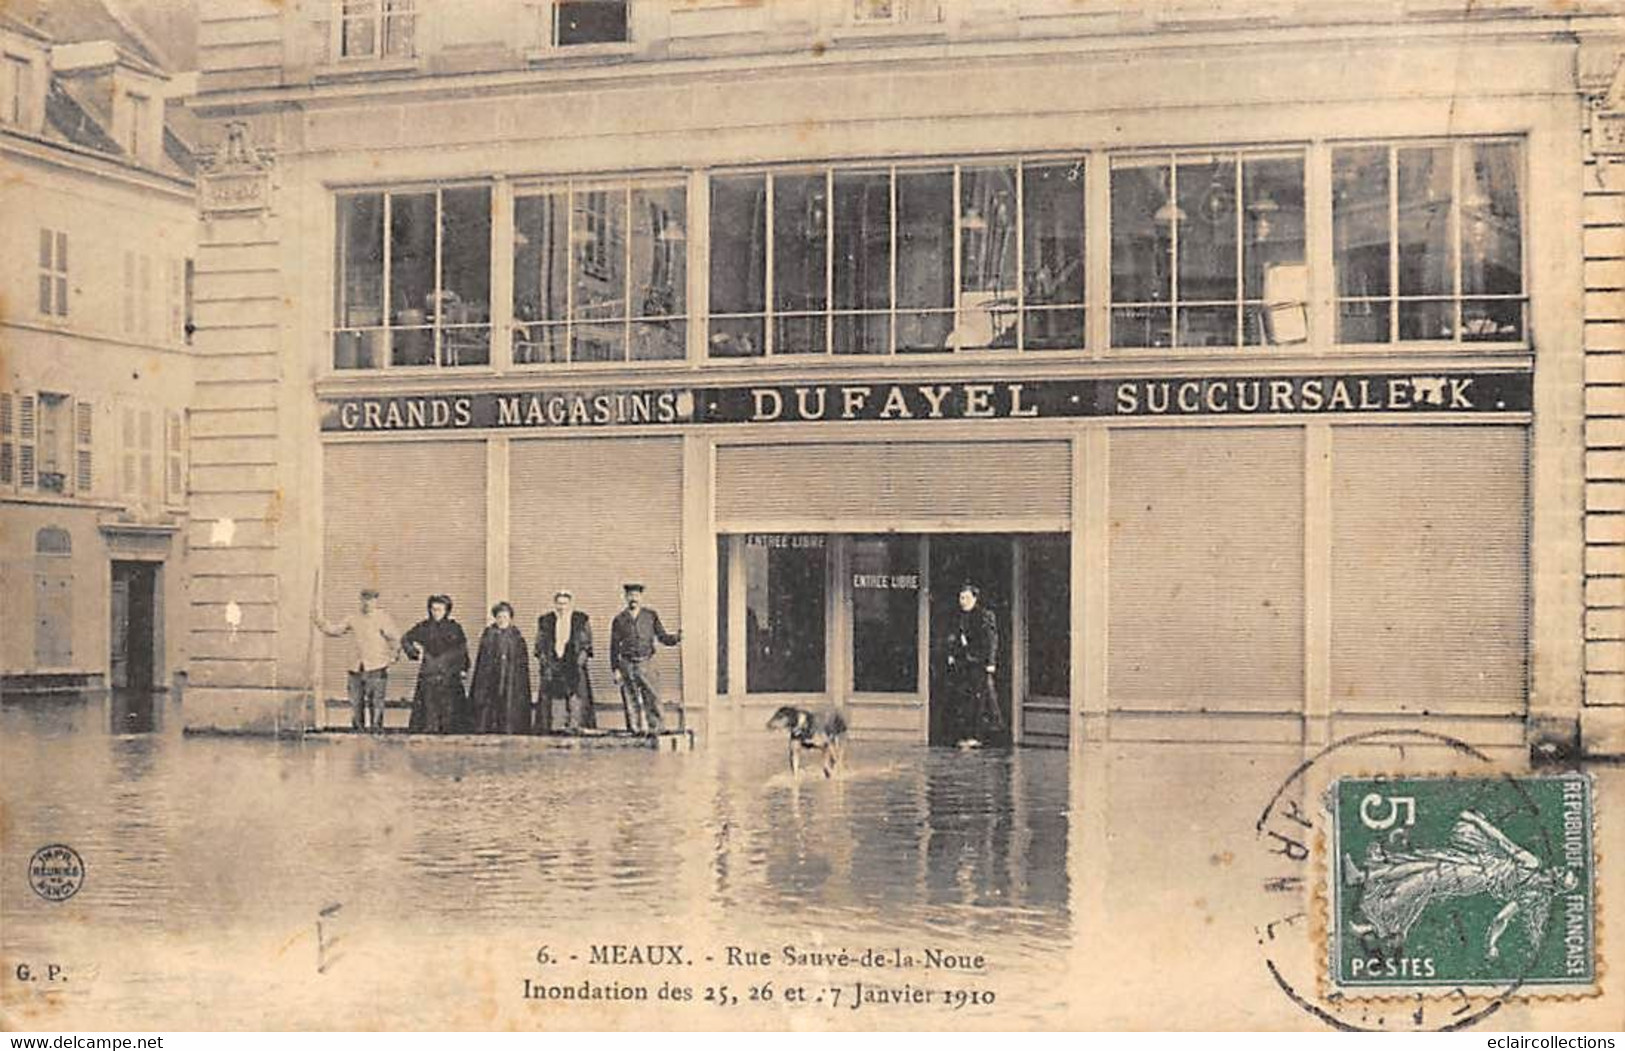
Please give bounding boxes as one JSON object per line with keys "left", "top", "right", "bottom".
{"left": 470, "top": 601, "right": 532, "bottom": 734}
{"left": 402, "top": 594, "right": 470, "bottom": 734}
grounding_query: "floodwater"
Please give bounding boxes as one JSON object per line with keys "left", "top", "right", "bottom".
{"left": 3, "top": 693, "right": 1621, "bottom": 1030}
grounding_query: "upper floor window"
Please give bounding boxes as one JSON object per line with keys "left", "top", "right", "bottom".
{"left": 1333, "top": 139, "right": 1524, "bottom": 344}
{"left": 852, "top": 0, "right": 900, "bottom": 23}
{"left": 553, "top": 1, "right": 628, "bottom": 46}
{"left": 38, "top": 229, "right": 67, "bottom": 317}
{"left": 2, "top": 392, "right": 92, "bottom": 496}
{"left": 339, "top": 0, "right": 416, "bottom": 60}
{"left": 513, "top": 178, "right": 686, "bottom": 364}
{"left": 709, "top": 158, "right": 1085, "bottom": 358}
{"left": 334, "top": 186, "right": 492, "bottom": 369}
{"left": 2, "top": 54, "right": 29, "bottom": 126}
{"left": 1110, "top": 150, "right": 1306, "bottom": 350}
{"left": 125, "top": 92, "right": 150, "bottom": 157}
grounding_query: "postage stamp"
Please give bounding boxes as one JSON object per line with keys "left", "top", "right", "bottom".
{"left": 1329, "top": 775, "right": 1596, "bottom": 994}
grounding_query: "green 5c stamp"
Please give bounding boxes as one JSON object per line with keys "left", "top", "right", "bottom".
{"left": 1331, "top": 775, "right": 1595, "bottom": 994}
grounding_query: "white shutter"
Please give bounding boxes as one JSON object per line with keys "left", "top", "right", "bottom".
{"left": 18, "top": 393, "right": 36, "bottom": 488}
{"left": 122, "top": 251, "right": 135, "bottom": 334}
{"left": 165, "top": 410, "right": 185, "bottom": 505}
{"left": 54, "top": 231, "right": 68, "bottom": 316}
{"left": 74, "top": 398, "right": 93, "bottom": 495}
{"left": 0, "top": 391, "right": 14, "bottom": 487}
{"left": 139, "top": 407, "right": 156, "bottom": 504}
{"left": 120, "top": 404, "right": 137, "bottom": 498}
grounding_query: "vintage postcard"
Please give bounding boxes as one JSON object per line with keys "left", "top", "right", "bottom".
{"left": 2, "top": 0, "right": 1623, "bottom": 1033}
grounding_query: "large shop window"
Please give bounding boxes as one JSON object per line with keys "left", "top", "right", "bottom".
{"left": 743, "top": 534, "right": 827, "bottom": 694}
{"left": 333, "top": 186, "right": 492, "bottom": 370}
{"left": 1333, "top": 139, "right": 1524, "bottom": 343}
{"left": 1111, "top": 150, "right": 1307, "bottom": 349}
{"left": 513, "top": 180, "right": 686, "bottom": 365}
{"left": 551, "top": 1, "right": 628, "bottom": 46}
{"left": 709, "top": 158, "right": 1085, "bottom": 357}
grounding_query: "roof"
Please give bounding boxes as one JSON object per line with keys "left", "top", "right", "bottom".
{"left": 1, "top": 0, "right": 196, "bottom": 182}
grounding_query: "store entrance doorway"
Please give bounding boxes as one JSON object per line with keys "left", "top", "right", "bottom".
{"left": 720, "top": 531, "right": 1071, "bottom": 747}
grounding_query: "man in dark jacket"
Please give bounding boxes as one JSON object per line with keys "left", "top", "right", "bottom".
{"left": 943, "top": 582, "right": 1004, "bottom": 747}
{"left": 609, "top": 583, "right": 681, "bottom": 734}
{"left": 535, "top": 590, "right": 595, "bottom": 733}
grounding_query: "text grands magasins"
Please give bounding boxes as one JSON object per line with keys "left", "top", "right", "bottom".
{"left": 320, "top": 371, "right": 1531, "bottom": 433}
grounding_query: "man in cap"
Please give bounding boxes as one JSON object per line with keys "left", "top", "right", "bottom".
{"left": 314, "top": 587, "right": 401, "bottom": 731}
{"left": 609, "top": 583, "right": 681, "bottom": 734}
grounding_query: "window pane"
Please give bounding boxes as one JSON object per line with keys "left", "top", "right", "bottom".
{"left": 440, "top": 186, "right": 490, "bottom": 367}
{"left": 1398, "top": 300, "right": 1454, "bottom": 341}
{"left": 897, "top": 169, "right": 953, "bottom": 311}
{"left": 573, "top": 189, "right": 626, "bottom": 320}
{"left": 1396, "top": 145, "right": 1452, "bottom": 298}
{"left": 341, "top": 1, "right": 377, "bottom": 57}
{"left": 514, "top": 192, "right": 568, "bottom": 323}
{"left": 1243, "top": 155, "right": 1306, "bottom": 346}
{"left": 834, "top": 312, "right": 888, "bottom": 356}
{"left": 571, "top": 324, "right": 623, "bottom": 363}
{"left": 958, "top": 165, "right": 1018, "bottom": 348}
{"left": 631, "top": 319, "right": 684, "bottom": 361}
{"left": 1176, "top": 156, "right": 1238, "bottom": 304}
{"left": 745, "top": 535, "right": 827, "bottom": 693}
{"left": 1333, "top": 145, "right": 1391, "bottom": 343}
{"left": 774, "top": 315, "right": 826, "bottom": 355}
{"left": 382, "top": 0, "right": 414, "bottom": 57}
{"left": 1110, "top": 161, "right": 1170, "bottom": 309}
{"left": 774, "top": 173, "right": 827, "bottom": 314}
{"left": 1024, "top": 161, "right": 1086, "bottom": 350}
{"left": 708, "top": 174, "right": 766, "bottom": 353}
{"left": 1025, "top": 536, "right": 1070, "bottom": 698}
{"left": 1112, "top": 306, "right": 1171, "bottom": 349}
{"left": 833, "top": 169, "right": 890, "bottom": 313}
{"left": 389, "top": 192, "right": 435, "bottom": 365}
{"left": 440, "top": 187, "right": 490, "bottom": 322}
{"left": 1462, "top": 142, "right": 1521, "bottom": 297}
{"left": 556, "top": 0, "right": 627, "bottom": 45}
{"left": 631, "top": 184, "right": 686, "bottom": 318}
{"left": 1179, "top": 303, "right": 1237, "bottom": 348}
{"left": 851, "top": 535, "right": 919, "bottom": 694}
{"left": 1462, "top": 298, "right": 1523, "bottom": 342}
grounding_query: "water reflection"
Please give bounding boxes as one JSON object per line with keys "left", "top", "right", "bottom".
{"left": 2, "top": 693, "right": 1071, "bottom": 1027}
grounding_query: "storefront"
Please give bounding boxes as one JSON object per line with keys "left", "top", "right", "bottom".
{"left": 185, "top": 1, "right": 1621, "bottom": 754}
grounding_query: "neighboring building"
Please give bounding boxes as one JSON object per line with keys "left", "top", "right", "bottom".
{"left": 185, "top": 0, "right": 1623, "bottom": 757}
{"left": 0, "top": 7, "right": 196, "bottom": 700}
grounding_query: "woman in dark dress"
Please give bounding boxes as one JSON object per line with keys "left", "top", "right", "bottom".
{"left": 470, "top": 601, "right": 532, "bottom": 734}
{"left": 943, "top": 583, "right": 1005, "bottom": 747}
{"left": 401, "top": 594, "right": 469, "bottom": 734}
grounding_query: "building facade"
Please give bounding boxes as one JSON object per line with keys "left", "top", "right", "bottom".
{"left": 186, "top": 0, "right": 1624, "bottom": 756}
{"left": 1, "top": 11, "right": 196, "bottom": 705}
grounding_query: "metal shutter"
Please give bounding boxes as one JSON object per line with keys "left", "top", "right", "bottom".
{"left": 1330, "top": 426, "right": 1528, "bottom": 715}
{"left": 509, "top": 436, "right": 684, "bottom": 718}
{"left": 322, "top": 440, "right": 487, "bottom": 712}
{"left": 715, "top": 440, "right": 1071, "bottom": 530}
{"left": 1108, "top": 427, "right": 1306, "bottom": 711}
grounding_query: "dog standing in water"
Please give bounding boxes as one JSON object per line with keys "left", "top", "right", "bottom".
{"left": 766, "top": 706, "right": 848, "bottom": 778}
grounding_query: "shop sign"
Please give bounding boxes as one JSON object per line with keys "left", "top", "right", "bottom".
{"left": 745, "top": 534, "right": 826, "bottom": 549}
{"left": 852, "top": 573, "right": 920, "bottom": 590}
{"left": 320, "top": 370, "right": 1530, "bottom": 433}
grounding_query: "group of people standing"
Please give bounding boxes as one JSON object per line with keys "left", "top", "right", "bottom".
{"left": 314, "top": 583, "right": 681, "bottom": 736}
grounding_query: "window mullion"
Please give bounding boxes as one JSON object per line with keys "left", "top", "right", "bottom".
{"left": 765, "top": 173, "right": 775, "bottom": 357}
{"left": 1450, "top": 141, "right": 1462, "bottom": 345}
{"left": 623, "top": 184, "right": 633, "bottom": 362}
{"left": 1169, "top": 155, "right": 1180, "bottom": 348}
{"left": 1387, "top": 146, "right": 1399, "bottom": 344}
{"left": 1234, "top": 153, "right": 1244, "bottom": 349}
{"left": 888, "top": 163, "right": 898, "bottom": 355}
{"left": 951, "top": 165, "right": 962, "bottom": 353}
{"left": 382, "top": 192, "right": 393, "bottom": 370}
{"left": 824, "top": 167, "right": 834, "bottom": 357}
{"left": 433, "top": 187, "right": 444, "bottom": 365}
{"left": 1086, "top": 149, "right": 1108, "bottom": 357}
{"left": 1015, "top": 158, "right": 1025, "bottom": 352}
{"left": 565, "top": 184, "right": 576, "bottom": 362}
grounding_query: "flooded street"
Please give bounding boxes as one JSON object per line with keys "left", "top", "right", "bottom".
{"left": 3, "top": 693, "right": 1620, "bottom": 1030}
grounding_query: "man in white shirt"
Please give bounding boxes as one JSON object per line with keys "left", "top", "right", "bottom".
{"left": 314, "top": 588, "right": 401, "bottom": 731}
